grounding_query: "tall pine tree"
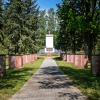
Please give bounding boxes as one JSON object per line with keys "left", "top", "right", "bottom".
{"left": 5, "top": 0, "right": 25, "bottom": 54}
{"left": 4, "top": 0, "right": 40, "bottom": 54}
{"left": 24, "top": 0, "right": 41, "bottom": 53}
{"left": 0, "top": 0, "right": 7, "bottom": 54}
{"left": 0, "top": 0, "right": 4, "bottom": 44}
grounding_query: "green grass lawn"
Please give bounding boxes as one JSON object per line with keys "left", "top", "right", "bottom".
{"left": 0, "top": 57, "right": 44, "bottom": 100}
{"left": 54, "top": 57, "right": 100, "bottom": 100}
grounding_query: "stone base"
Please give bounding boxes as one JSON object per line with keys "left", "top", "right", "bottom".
{"left": 47, "top": 52, "right": 52, "bottom": 57}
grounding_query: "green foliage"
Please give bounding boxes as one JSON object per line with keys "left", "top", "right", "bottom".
{"left": 47, "top": 8, "right": 55, "bottom": 30}
{"left": 56, "top": 0, "right": 100, "bottom": 57}
{"left": 1, "top": 0, "right": 60, "bottom": 54}
{"left": 0, "top": 0, "right": 43, "bottom": 54}
{"left": 94, "top": 39, "right": 100, "bottom": 54}
{"left": 0, "top": 0, "right": 6, "bottom": 53}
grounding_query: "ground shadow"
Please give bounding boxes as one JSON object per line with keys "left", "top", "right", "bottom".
{"left": 39, "top": 66, "right": 64, "bottom": 75}
{"left": 58, "top": 92, "right": 85, "bottom": 100}
{"left": 36, "top": 64, "right": 87, "bottom": 100}
{"left": 54, "top": 57, "right": 62, "bottom": 61}
{"left": 36, "top": 66, "right": 73, "bottom": 89}
{"left": 0, "top": 67, "right": 38, "bottom": 90}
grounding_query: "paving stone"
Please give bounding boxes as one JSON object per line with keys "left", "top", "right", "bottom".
{"left": 9, "top": 57, "right": 88, "bottom": 100}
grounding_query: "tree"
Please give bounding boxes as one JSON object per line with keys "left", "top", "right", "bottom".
{"left": 0, "top": 0, "right": 8, "bottom": 54}
{"left": 4, "top": 0, "right": 25, "bottom": 54}
{"left": 57, "top": 0, "right": 100, "bottom": 60}
{"left": 23, "top": 0, "right": 40, "bottom": 53}
{"left": 56, "top": 0, "right": 76, "bottom": 52}
{"left": 37, "top": 10, "right": 47, "bottom": 49}
{"left": 38, "top": 10, "right": 46, "bottom": 30}
{"left": 47, "top": 8, "right": 55, "bottom": 31}
{"left": 0, "top": 0, "right": 3, "bottom": 44}
{"left": 75, "top": 0, "right": 100, "bottom": 61}
{"left": 4, "top": 0, "right": 40, "bottom": 54}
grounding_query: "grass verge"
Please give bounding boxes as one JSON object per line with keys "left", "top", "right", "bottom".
{"left": 0, "top": 57, "right": 44, "bottom": 100}
{"left": 54, "top": 57, "right": 100, "bottom": 100}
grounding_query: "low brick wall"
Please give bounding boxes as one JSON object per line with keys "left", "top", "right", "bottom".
{"left": 9, "top": 55, "right": 23, "bottom": 68}
{"left": 23, "top": 55, "right": 28, "bottom": 64}
{"left": 0, "top": 54, "right": 38, "bottom": 76}
{"left": 61, "top": 53, "right": 88, "bottom": 68}
{"left": 67, "top": 54, "right": 74, "bottom": 64}
{"left": 74, "top": 54, "right": 88, "bottom": 68}
{"left": 9, "top": 54, "right": 38, "bottom": 69}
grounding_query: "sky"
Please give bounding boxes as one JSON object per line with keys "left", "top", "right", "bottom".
{"left": 36, "top": 0, "right": 62, "bottom": 11}
{"left": 3, "top": 0, "right": 62, "bottom": 11}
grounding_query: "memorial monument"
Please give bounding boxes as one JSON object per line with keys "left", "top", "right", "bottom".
{"left": 45, "top": 30, "right": 54, "bottom": 55}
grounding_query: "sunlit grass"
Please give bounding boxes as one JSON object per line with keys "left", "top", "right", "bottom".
{"left": 0, "top": 57, "right": 44, "bottom": 100}
{"left": 54, "top": 57, "right": 100, "bottom": 100}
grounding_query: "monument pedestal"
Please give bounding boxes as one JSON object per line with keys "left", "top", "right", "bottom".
{"left": 47, "top": 52, "right": 52, "bottom": 57}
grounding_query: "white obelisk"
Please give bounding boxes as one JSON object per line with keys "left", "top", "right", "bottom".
{"left": 45, "top": 30, "right": 54, "bottom": 53}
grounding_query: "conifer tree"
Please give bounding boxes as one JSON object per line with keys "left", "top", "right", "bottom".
{"left": 24, "top": 0, "right": 40, "bottom": 53}
{"left": 47, "top": 8, "right": 55, "bottom": 31}
{"left": 0, "top": 0, "right": 7, "bottom": 54}
{"left": 37, "top": 10, "right": 47, "bottom": 49}
{"left": 4, "top": 0, "right": 40, "bottom": 54}
{"left": 4, "top": 0, "right": 25, "bottom": 54}
{"left": 0, "top": 0, "right": 4, "bottom": 45}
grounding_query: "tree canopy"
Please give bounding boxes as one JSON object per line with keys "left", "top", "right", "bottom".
{"left": 57, "top": 0, "right": 100, "bottom": 60}
{"left": 0, "top": 0, "right": 43, "bottom": 54}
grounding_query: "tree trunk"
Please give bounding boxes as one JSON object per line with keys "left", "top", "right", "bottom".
{"left": 88, "top": 44, "right": 92, "bottom": 62}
